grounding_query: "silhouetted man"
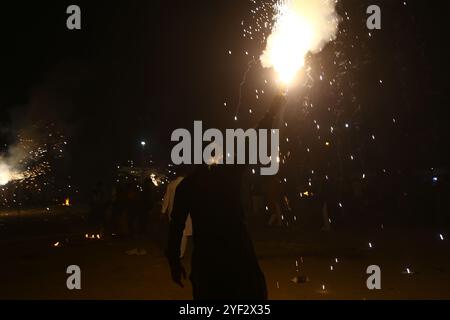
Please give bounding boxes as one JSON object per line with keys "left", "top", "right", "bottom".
{"left": 167, "top": 94, "right": 286, "bottom": 300}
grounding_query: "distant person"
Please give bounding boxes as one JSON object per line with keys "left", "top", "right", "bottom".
{"left": 125, "top": 182, "right": 141, "bottom": 237}
{"left": 319, "top": 177, "right": 333, "bottom": 231}
{"left": 167, "top": 94, "right": 286, "bottom": 300}
{"left": 137, "top": 178, "right": 156, "bottom": 236}
{"left": 265, "top": 175, "right": 283, "bottom": 227}
{"left": 125, "top": 180, "right": 151, "bottom": 256}
{"left": 162, "top": 175, "right": 192, "bottom": 258}
{"left": 89, "top": 182, "right": 108, "bottom": 233}
{"left": 113, "top": 181, "right": 130, "bottom": 236}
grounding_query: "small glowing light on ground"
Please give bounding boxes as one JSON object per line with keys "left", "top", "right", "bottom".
{"left": 402, "top": 267, "right": 414, "bottom": 275}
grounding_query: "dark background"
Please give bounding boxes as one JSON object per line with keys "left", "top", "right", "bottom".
{"left": 0, "top": 0, "right": 449, "bottom": 188}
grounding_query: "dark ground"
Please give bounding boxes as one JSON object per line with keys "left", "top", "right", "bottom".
{"left": 0, "top": 206, "right": 449, "bottom": 300}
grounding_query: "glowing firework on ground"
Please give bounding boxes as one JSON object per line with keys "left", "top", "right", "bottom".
{"left": 260, "top": 0, "right": 340, "bottom": 86}
{"left": 63, "top": 198, "right": 71, "bottom": 206}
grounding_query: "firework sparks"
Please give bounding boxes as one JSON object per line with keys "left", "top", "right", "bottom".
{"left": 0, "top": 163, "right": 24, "bottom": 186}
{"left": 0, "top": 123, "right": 69, "bottom": 208}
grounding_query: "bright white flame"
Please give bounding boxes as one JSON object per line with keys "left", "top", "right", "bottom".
{"left": 261, "top": 0, "right": 340, "bottom": 85}
{"left": 0, "top": 162, "right": 24, "bottom": 186}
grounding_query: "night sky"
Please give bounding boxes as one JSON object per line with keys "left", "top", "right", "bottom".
{"left": 0, "top": 0, "right": 449, "bottom": 188}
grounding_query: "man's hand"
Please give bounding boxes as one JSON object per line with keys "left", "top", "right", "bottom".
{"left": 170, "top": 262, "right": 187, "bottom": 287}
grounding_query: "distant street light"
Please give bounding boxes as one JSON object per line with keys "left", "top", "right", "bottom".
{"left": 140, "top": 141, "right": 146, "bottom": 147}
